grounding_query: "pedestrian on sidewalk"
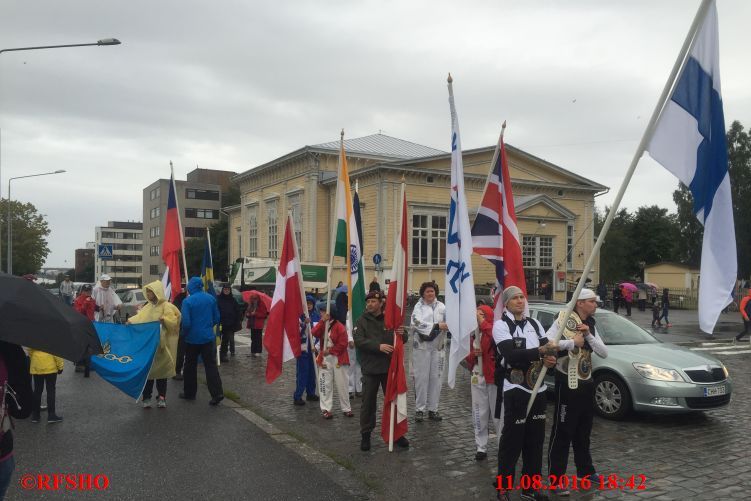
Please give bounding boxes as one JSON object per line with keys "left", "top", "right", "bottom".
{"left": 658, "top": 288, "right": 671, "bottom": 327}
{"left": 217, "top": 284, "right": 240, "bottom": 362}
{"left": 467, "top": 304, "right": 499, "bottom": 461}
{"left": 294, "top": 295, "right": 320, "bottom": 406}
{"left": 245, "top": 293, "right": 268, "bottom": 357}
{"left": 28, "top": 348, "right": 64, "bottom": 424}
{"left": 73, "top": 283, "right": 96, "bottom": 377}
{"left": 353, "top": 291, "right": 408, "bottom": 451}
{"left": 622, "top": 286, "right": 633, "bottom": 316}
{"left": 637, "top": 288, "right": 647, "bottom": 312}
{"left": 180, "top": 277, "right": 224, "bottom": 406}
{"left": 410, "top": 281, "right": 446, "bottom": 423}
{"left": 0, "top": 342, "right": 33, "bottom": 498}
{"left": 127, "top": 280, "right": 181, "bottom": 409}
{"left": 612, "top": 284, "right": 621, "bottom": 314}
{"left": 59, "top": 275, "right": 75, "bottom": 306}
{"left": 369, "top": 276, "right": 381, "bottom": 293}
{"left": 172, "top": 285, "right": 188, "bottom": 381}
{"left": 312, "top": 302, "right": 352, "bottom": 419}
{"left": 651, "top": 300, "right": 662, "bottom": 328}
{"left": 735, "top": 289, "right": 751, "bottom": 342}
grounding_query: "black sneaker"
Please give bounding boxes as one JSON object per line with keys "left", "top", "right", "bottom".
{"left": 220, "top": 357, "right": 229, "bottom": 363}
{"left": 172, "top": 374, "right": 184, "bottom": 381}
{"left": 31, "top": 413, "right": 40, "bottom": 423}
{"left": 360, "top": 433, "right": 371, "bottom": 451}
{"left": 475, "top": 451, "right": 487, "bottom": 461}
{"left": 209, "top": 395, "right": 224, "bottom": 406}
{"left": 428, "top": 411, "right": 443, "bottom": 421}
{"left": 178, "top": 393, "right": 196, "bottom": 400}
{"left": 306, "top": 394, "right": 319, "bottom": 402}
{"left": 293, "top": 399, "right": 306, "bottom": 406}
{"left": 395, "top": 436, "right": 410, "bottom": 449}
{"left": 47, "top": 415, "right": 64, "bottom": 424}
{"left": 520, "top": 490, "right": 549, "bottom": 501}
{"left": 415, "top": 410, "right": 424, "bottom": 422}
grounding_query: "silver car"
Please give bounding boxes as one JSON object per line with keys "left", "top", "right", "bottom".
{"left": 528, "top": 303, "right": 732, "bottom": 420}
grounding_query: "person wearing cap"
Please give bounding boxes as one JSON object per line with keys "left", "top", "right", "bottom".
{"left": 409, "top": 281, "right": 447, "bottom": 422}
{"left": 59, "top": 275, "right": 75, "bottom": 306}
{"left": 73, "top": 284, "right": 97, "bottom": 377}
{"left": 91, "top": 274, "right": 122, "bottom": 323}
{"left": 546, "top": 288, "right": 608, "bottom": 497}
{"left": 311, "top": 301, "right": 352, "bottom": 419}
{"left": 294, "top": 295, "right": 320, "bottom": 406}
{"left": 353, "top": 290, "right": 408, "bottom": 451}
{"left": 493, "top": 286, "right": 557, "bottom": 501}
{"left": 466, "top": 304, "right": 499, "bottom": 461}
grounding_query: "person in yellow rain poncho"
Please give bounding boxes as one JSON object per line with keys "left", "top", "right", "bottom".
{"left": 127, "top": 280, "right": 181, "bottom": 409}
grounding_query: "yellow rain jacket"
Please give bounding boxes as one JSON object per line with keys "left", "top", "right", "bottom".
{"left": 28, "top": 349, "right": 65, "bottom": 375}
{"left": 128, "top": 280, "right": 181, "bottom": 380}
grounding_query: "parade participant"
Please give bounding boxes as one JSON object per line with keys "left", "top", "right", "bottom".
{"left": 73, "top": 284, "right": 96, "bottom": 377}
{"left": 92, "top": 274, "right": 122, "bottom": 323}
{"left": 172, "top": 284, "right": 188, "bottom": 381}
{"left": 180, "top": 277, "right": 224, "bottom": 406}
{"left": 245, "top": 294, "right": 268, "bottom": 357}
{"left": 353, "top": 291, "right": 408, "bottom": 452}
{"left": 28, "top": 348, "right": 64, "bottom": 424}
{"left": 657, "top": 288, "right": 671, "bottom": 327}
{"left": 493, "top": 286, "right": 556, "bottom": 501}
{"left": 466, "top": 304, "right": 499, "bottom": 461}
{"left": 311, "top": 301, "right": 352, "bottom": 419}
{"left": 126, "top": 280, "right": 181, "bottom": 409}
{"left": 59, "top": 275, "right": 75, "bottom": 306}
{"left": 409, "top": 281, "right": 446, "bottom": 422}
{"left": 217, "top": 284, "right": 240, "bottom": 362}
{"left": 294, "top": 295, "right": 320, "bottom": 406}
{"left": 736, "top": 288, "right": 751, "bottom": 342}
{"left": 0, "top": 342, "right": 33, "bottom": 498}
{"left": 546, "top": 288, "right": 608, "bottom": 497}
{"left": 369, "top": 276, "right": 381, "bottom": 293}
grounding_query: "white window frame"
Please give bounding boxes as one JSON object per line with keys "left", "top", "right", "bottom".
{"left": 267, "top": 200, "right": 278, "bottom": 259}
{"left": 411, "top": 209, "right": 447, "bottom": 266}
{"left": 248, "top": 205, "right": 258, "bottom": 258}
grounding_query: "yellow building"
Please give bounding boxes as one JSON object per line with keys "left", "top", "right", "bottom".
{"left": 226, "top": 134, "right": 608, "bottom": 302}
{"left": 644, "top": 262, "right": 700, "bottom": 291}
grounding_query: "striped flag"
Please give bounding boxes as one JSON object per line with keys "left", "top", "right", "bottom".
{"left": 471, "top": 126, "right": 527, "bottom": 318}
{"left": 161, "top": 173, "right": 182, "bottom": 301}
{"left": 445, "top": 75, "right": 477, "bottom": 389}
{"left": 647, "top": 1, "right": 735, "bottom": 334}
{"left": 333, "top": 138, "right": 366, "bottom": 328}
{"left": 385, "top": 182, "right": 408, "bottom": 330}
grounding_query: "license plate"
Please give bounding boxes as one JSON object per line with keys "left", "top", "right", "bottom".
{"left": 704, "top": 385, "right": 726, "bottom": 397}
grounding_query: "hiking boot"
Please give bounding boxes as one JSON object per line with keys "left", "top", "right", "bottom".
{"left": 142, "top": 398, "right": 153, "bottom": 409}
{"left": 47, "top": 415, "right": 64, "bottom": 424}
{"left": 293, "top": 399, "right": 306, "bottom": 406}
{"left": 360, "top": 433, "right": 371, "bottom": 451}
{"left": 428, "top": 411, "right": 443, "bottom": 421}
{"left": 209, "top": 395, "right": 224, "bottom": 406}
{"left": 475, "top": 451, "right": 487, "bottom": 461}
{"left": 306, "top": 394, "right": 319, "bottom": 402}
{"left": 395, "top": 436, "right": 410, "bottom": 449}
{"left": 157, "top": 397, "right": 167, "bottom": 409}
{"left": 415, "top": 410, "right": 424, "bottom": 422}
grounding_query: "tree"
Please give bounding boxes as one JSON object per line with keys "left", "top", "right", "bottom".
{"left": 0, "top": 199, "right": 51, "bottom": 275}
{"left": 629, "top": 206, "right": 679, "bottom": 266}
{"left": 595, "top": 207, "right": 634, "bottom": 283}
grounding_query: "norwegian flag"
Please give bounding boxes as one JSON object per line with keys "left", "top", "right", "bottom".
{"left": 161, "top": 172, "right": 183, "bottom": 301}
{"left": 471, "top": 128, "right": 526, "bottom": 317}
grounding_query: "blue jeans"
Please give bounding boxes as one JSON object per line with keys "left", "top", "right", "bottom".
{"left": 294, "top": 351, "right": 317, "bottom": 400}
{"left": 0, "top": 455, "right": 16, "bottom": 500}
{"left": 62, "top": 295, "right": 73, "bottom": 306}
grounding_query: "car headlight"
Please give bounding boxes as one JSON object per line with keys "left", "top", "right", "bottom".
{"left": 721, "top": 364, "right": 729, "bottom": 378}
{"left": 632, "top": 363, "right": 686, "bottom": 382}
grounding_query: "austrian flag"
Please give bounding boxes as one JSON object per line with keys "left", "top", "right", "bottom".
{"left": 263, "top": 216, "right": 304, "bottom": 383}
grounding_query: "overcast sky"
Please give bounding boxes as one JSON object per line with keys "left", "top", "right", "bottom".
{"left": 1, "top": 0, "right": 749, "bottom": 267}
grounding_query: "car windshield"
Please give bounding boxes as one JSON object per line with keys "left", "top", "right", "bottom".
{"left": 134, "top": 291, "right": 145, "bottom": 302}
{"left": 532, "top": 307, "right": 659, "bottom": 345}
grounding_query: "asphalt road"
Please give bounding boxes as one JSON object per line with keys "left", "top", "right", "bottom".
{"left": 7, "top": 363, "right": 351, "bottom": 500}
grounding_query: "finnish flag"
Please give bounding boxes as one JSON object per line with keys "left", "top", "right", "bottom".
{"left": 647, "top": 2, "right": 736, "bottom": 334}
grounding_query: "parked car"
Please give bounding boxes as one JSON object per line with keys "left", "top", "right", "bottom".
{"left": 527, "top": 302, "right": 732, "bottom": 420}
{"left": 115, "top": 288, "right": 147, "bottom": 322}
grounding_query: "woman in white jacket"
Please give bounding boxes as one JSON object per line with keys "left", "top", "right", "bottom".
{"left": 410, "top": 281, "right": 447, "bottom": 422}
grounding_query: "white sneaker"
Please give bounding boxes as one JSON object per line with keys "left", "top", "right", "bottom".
{"left": 157, "top": 397, "right": 167, "bottom": 409}
{"left": 142, "top": 398, "right": 153, "bottom": 409}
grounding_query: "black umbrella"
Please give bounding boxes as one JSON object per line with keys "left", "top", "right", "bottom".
{"left": 0, "top": 274, "right": 103, "bottom": 362}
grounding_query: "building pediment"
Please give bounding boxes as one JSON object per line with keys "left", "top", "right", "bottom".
{"left": 514, "top": 194, "right": 576, "bottom": 221}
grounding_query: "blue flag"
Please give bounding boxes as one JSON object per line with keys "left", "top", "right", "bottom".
{"left": 90, "top": 322, "right": 160, "bottom": 400}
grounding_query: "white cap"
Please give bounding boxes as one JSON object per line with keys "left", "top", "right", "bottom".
{"left": 99, "top": 274, "right": 112, "bottom": 281}
{"left": 577, "top": 288, "right": 599, "bottom": 301}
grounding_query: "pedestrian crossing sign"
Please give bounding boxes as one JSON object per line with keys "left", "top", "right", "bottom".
{"left": 98, "top": 244, "right": 114, "bottom": 260}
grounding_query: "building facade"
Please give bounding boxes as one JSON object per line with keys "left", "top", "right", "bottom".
{"left": 74, "top": 244, "right": 95, "bottom": 282}
{"left": 227, "top": 134, "right": 608, "bottom": 302}
{"left": 94, "top": 221, "right": 143, "bottom": 288}
{"left": 141, "top": 168, "right": 236, "bottom": 284}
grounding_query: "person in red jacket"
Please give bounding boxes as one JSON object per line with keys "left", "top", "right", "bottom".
{"left": 73, "top": 284, "right": 96, "bottom": 377}
{"left": 467, "top": 304, "right": 500, "bottom": 461}
{"left": 245, "top": 294, "right": 269, "bottom": 357}
{"left": 311, "top": 301, "right": 352, "bottom": 419}
{"left": 736, "top": 289, "right": 751, "bottom": 342}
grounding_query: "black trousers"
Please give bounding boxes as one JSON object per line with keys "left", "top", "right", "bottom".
{"left": 548, "top": 373, "right": 597, "bottom": 478}
{"left": 360, "top": 373, "right": 388, "bottom": 434}
{"left": 175, "top": 334, "right": 186, "bottom": 375}
{"left": 143, "top": 379, "right": 167, "bottom": 399}
{"left": 737, "top": 320, "right": 750, "bottom": 340}
{"left": 220, "top": 328, "right": 236, "bottom": 356}
{"left": 497, "top": 387, "right": 547, "bottom": 482}
{"left": 183, "top": 341, "right": 223, "bottom": 399}
{"left": 613, "top": 299, "right": 620, "bottom": 314}
{"left": 250, "top": 329, "right": 263, "bottom": 354}
{"left": 32, "top": 374, "right": 57, "bottom": 416}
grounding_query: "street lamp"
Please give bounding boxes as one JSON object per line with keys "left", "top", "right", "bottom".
{"left": 7, "top": 170, "right": 66, "bottom": 275}
{"left": 0, "top": 37, "right": 121, "bottom": 272}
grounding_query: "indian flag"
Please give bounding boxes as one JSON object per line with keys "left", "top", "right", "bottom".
{"left": 333, "top": 137, "right": 366, "bottom": 326}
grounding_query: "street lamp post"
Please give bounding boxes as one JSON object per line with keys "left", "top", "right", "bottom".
{"left": 7, "top": 170, "right": 66, "bottom": 275}
{"left": 0, "top": 38, "right": 121, "bottom": 272}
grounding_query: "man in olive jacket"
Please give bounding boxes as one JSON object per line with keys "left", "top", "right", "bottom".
{"left": 353, "top": 291, "right": 408, "bottom": 451}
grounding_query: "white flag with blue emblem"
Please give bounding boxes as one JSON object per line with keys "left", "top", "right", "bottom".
{"left": 445, "top": 75, "right": 477, "bottom": 388}
{"left": 647, "top": 2, "right": 735, "bottom": 334}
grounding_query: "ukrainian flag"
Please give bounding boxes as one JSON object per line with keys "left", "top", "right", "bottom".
{"left": 201, "top": 229, "right": 215, "bottom": 295}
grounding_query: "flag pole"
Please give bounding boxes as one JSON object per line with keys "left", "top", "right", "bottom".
{"left": 207, "top": 227, "right": 221, "bottom": 366}
{"left": 170, "top": 161, "right": 190, "bottom": 284}
{"left": 525, "top": 0, "right": 714, "bottom": 416}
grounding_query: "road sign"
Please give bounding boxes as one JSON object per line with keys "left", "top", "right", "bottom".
{"left": 373, "top": 253, "right": 382, "bottom": 265}
{"left": 98, "top": 244, "right": 114, "bottom": 260}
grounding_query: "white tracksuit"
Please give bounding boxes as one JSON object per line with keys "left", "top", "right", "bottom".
{"left": 410, "top": 298, "right": 446, "bottom": 413}
{"left": 346, "top": 327, "right": 362, "bottom": 393}
{"left": 469, "top": 329, "right": 501, "bottom": 453}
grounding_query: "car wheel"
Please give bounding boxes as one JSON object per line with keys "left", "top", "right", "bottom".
{"left": 593, "top": 373, "right": 631, "bottom": 420}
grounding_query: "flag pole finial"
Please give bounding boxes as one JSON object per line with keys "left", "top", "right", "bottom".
{"left": 501, "top": 121, "right": 507, "bottom": 140}
{"left": 340, "top": 129, "right": 344, "bottom": 140}
{"left": 400, "top": 174, "right": 406, "bottom": 183}
{"left": 447, "top": 73, "right": 453, "bottom": 83}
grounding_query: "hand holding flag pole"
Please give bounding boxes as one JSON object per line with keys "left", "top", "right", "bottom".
{"left": 526, "top": 0, "right": 717, "bottom": 416}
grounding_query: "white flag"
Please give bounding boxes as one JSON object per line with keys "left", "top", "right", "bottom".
{"left": 445, "top": 75, "right": 477, "bottom": 388}
{"left": 647, "top": 2, "right": 735, "bottom": 334}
